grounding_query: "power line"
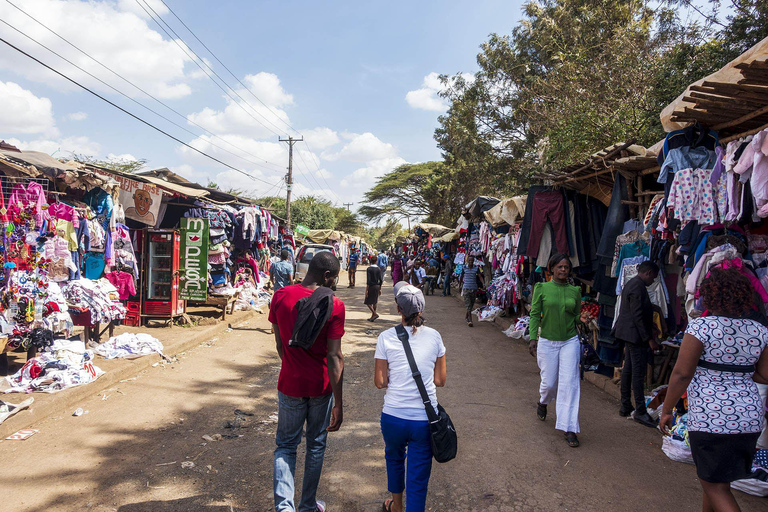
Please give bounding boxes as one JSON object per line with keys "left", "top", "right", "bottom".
{"left": 151, "top": 1, "right": 348, "bottom": 204}
{"left": 293, "top": 148, "right": 343, "bottom": 206}
{"left": 157, "top": 0, "right": 303, "bottom": 137}
{"left": 0, "top": 9, "right": 286, "bottom": 174}
{"left": 134, "top": 0, "right": 289, "bottom": 139}
{"left": 0, "top": 36, "right": 276, "bottom": 187}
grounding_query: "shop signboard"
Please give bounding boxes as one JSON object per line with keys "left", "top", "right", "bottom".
{"left": 295, "top": 224, "right": 310, "bottom": 238}
{"left": 179, "top": 218, "right": 209, "bottom": 301}
{"left": 91, "top": 169, "right": 164, "bottom": 226}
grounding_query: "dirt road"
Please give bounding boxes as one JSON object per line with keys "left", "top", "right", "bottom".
{"left": 1, "top": 273, "right": 764, "bottom": 511}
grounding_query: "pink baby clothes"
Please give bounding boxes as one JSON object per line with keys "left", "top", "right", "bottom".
{"left": 667, "top": 168, "right": 718, "bottom": 226}
{"left": 8, "top": 182, "right": 49, "bottom": 227}
{"left": 106, "top": 271, "right": 137, "bottom": 300}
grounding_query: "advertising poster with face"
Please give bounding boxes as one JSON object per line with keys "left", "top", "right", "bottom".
{"left": 122, "top": 184, "right": 162, "bottom": 225}
{"left": 91, "top": 169, "right": 165, "bottom": 226}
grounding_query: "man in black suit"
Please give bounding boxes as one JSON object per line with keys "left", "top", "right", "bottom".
{"left": 612, "top": 260, "right": 660, "bottom": 428}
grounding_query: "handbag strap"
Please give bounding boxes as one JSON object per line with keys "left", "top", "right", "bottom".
{"left": 395, "top": 324, "right": 439, "bottom": 423}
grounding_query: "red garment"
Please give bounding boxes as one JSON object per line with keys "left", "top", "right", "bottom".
{"left": 268, "top": 284, "right": 345, "bottom": 397}
{"left": 236, "top": 256, "right": 260, "bottom": 283}
{"left": 106, "top": 271, "right": 137, "bottom": 300}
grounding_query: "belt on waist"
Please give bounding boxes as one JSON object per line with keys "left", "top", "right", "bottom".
{"left": 697, "top": 359, "right": 755, "bottom": 373}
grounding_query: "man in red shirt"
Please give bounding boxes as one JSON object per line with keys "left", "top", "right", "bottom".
{"left": 269, "top": 251, "right": 345, "bottom": 512}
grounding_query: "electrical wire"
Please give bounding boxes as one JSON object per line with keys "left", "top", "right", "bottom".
{"left": 0, "top": 36, "right": 276, "bottom": 187}
{"left": 157, "top": 0, "right": 303, "bottom": 137}
{"left": 141, "top": 0, "right": 346, "bottom": 201}
{"left": 135, "top": 0, "right": 289, "bottom": 139}
{"left": 292, "top": 149, "right": 342, "bottom": 206}
{"left": 0, "top": 10, "right": 286, "bottom": 174}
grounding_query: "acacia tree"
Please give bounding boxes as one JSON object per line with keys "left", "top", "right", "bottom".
{"left": 359, "top": 162, "right": 437, "bottom": 225}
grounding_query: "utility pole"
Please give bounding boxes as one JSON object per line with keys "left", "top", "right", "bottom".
{"left": 279, "top": 135, "right": 303, "bottom": 229}
{"left": 343, "top": 202, "right": 353, "bottom": 211}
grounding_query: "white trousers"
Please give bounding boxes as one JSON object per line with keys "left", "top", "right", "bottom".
{"left": 537, "top": 336, "right": 581, "bottom": 433}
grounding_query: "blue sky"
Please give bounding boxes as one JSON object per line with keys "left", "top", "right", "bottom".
{"left": 0, "top": 0, "right": 524, "bottom": 207}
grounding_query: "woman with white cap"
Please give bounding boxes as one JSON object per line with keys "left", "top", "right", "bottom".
{"left": 374, "top": 282, "right": 447, "bottom": 512}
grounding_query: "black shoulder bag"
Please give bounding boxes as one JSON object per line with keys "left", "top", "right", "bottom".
{"left": 394, "top": 324, "right": 457, "bottom": 463}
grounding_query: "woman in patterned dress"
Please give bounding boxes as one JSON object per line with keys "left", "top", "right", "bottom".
{"left": 660, "top": 267, "right": 768, "bottom": 512}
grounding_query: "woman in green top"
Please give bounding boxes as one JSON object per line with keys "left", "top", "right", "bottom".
{"left": 528, "top": 254, "right": 590, "bottom": 448}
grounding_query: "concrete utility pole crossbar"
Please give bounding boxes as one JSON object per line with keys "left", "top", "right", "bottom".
{"left": 343, "top": 203, "right": 353, "bottom": 211}
{"left": 279, "top": 135, "right": 303, "bottom": 229}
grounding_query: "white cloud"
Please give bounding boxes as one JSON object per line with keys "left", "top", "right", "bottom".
{"left": 405, "top": 72, "right": 474, "bottom": 112}
{"left": 322, "top": 132, "right": 398, "bottom": 162}
{"left": 0, "top": 81, "right": 58, "bottom": 136}
{"left": 316, "top": 168, "right": 331, "bottom": 179}
{"left": 345, "top": 157, "right": 408, "bottom": 183}
{"left": 186, "top": 73, "right": 296, "bottom": 140}
{"left": 300, "top": 127, "right": 340, "bottom": 150}
{"left": 177, "top": 134, "right": 288, "bottom": 174}
{"left": 6, "top": 135, "right": 101, "bottom": 156}
{"left": 0, "top": 0, "right": 196, "bottom": 99}
{"left": 116, "top": 0, "right": 168, "bottom": 18}
{"left": 241, "top": 73, "right": 294, "bottom": 108}
{"left": 67, "top": 112, "right": 88, "bottom": 121}
{"left": 106, "top": 152, "right": 137, "bottom": 162}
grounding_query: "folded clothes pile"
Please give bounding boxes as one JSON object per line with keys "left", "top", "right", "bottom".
{"left": 94, "top": 333, "right": 163, "bottom": 359}
{"left": 4, "top": 339, "right": 103, "bottom": 393}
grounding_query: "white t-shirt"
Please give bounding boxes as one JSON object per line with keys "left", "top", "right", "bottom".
{"left": 374, "top": 325, "right": 446, "bottom": 421}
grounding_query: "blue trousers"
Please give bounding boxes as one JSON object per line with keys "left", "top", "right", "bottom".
{"left": 380, "top": 412, "right": 433, "bottom": 512}
{"left": 274, "top": 392, "right": 333, "bottom": 512}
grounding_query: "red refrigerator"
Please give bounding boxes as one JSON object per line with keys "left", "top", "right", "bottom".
{"left": 142, "top": 229, "right": 186, "bottom": 322}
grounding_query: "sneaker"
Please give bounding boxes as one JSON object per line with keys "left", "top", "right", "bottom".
{"left": 634, "top": 412, "right": 658, "bottom": 428}
{"left": 537, "top": 402, "right": 547, "bottom": 421}
{"left": 316, "top": 500, "right": 326, "bottom": 512}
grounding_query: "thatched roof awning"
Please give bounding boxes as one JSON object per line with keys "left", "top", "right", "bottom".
{"left": 662, "top": 35, "right": 768, "bottom": 140}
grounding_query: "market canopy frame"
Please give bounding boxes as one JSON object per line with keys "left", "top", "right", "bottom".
{"left": 662, "top": 34, "right": 768, "bottom": 141}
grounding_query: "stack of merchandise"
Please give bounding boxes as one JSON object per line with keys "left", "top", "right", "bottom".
{"left": 4, "top": 338, "right": 103, "bottom": 393}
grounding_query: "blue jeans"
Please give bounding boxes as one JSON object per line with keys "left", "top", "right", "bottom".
{"left": 442, "top": 275, "right": 451, "bottom": 296}
{"left": 274, "top": 392, "right": 334, "bottom": 512}
{"left": 380, "top": 412, "right": 433, "bottom": 512}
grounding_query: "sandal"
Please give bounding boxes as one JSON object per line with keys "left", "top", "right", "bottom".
{"left": 565, "top": 432, "right": 580, "bottom": 448}
{"left": 467, "top": 320, "right": 474, "bottom": 327}
{"left": 536, "top": 402, "right": 547, "bottom": 421}
{"left": 382, "top": 499, "right": 395, "bottom": 512}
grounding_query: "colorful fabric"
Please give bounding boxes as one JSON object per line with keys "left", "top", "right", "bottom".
{"left": 685, "top": 316, "right": 768, "bottom": 434}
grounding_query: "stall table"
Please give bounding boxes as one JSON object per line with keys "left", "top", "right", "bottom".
{"left": 189, "top": 294, "right": 237, "bottom": 321}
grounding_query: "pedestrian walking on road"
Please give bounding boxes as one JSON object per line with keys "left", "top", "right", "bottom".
{"left": 375, "top": 282, "right": 447, "bottom": 512}
{"left": 460, "top": 255, "right": 483, "bottom": 327}
{"left": 378, "top": 251, "right": 389, "bottom": 278}
{"left": 348, "top": 248, "right": 360, "bottom": 288}
{"left": 366, "top": 262, "right": 384, "bottom": 322}
{"left": 269, "top": 251, "right": 346, "bottom": 512}
{"left": 441, "top": 253, "right": 454, "bottom": 297}
{"left": 410, "top": 260, "right": 427, "bottom": 289}
{"left": 391, "top": 253, "right": 404, "bottom": 285}
{"left": 612, "top": 260, "right": 660, "bottom": 428}
{"left": 270, "top": 250, "right": 295, "bottom": 291}
{"left": 659, "top": 267, "right": 768, "bottom": 512}
{"left": 528, "top": 253, "right": 591, "bottom": 448}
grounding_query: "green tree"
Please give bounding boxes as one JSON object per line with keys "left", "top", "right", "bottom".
{"left": 361, "top": 161, "right": 507, "bottom": 227}
{"left": 73, "top": 153, "right": 147, "bottom": 174}
{"left": 289, "top": 196, "right": 337, "bottom": 230}
{"left": 368, "top": 218, "right": 410, "bottom": 252}
{"left": 258, "top": 196, "right": 287, "bottom": 219}
{"left": 333, "top": 207, "right": 365, "bottom": 235}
